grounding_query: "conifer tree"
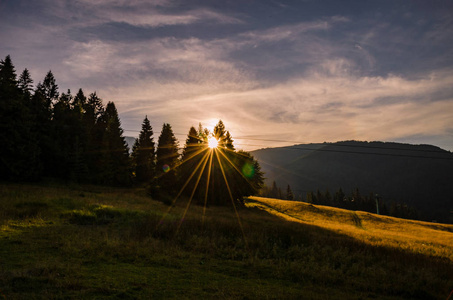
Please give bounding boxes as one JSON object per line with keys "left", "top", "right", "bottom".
{"left": 33, "top": 70, "right": 59, "bottom": 177}
{"left": 270, "top": 181, "right": 279, "bottom": 198}
{"left": 179, "top": 126, "right": 205, "bottom": 200}
{"left": 18, "top": 68, "right": 33, "bottom": 98}
{"left": 51, "top": 89, "right": 73, "bottom": 177}
{"left": 286, "top": 185, "right": 294, "bottom": 200}
{"left": 100, "top": 102, "right": 131, "bottom": 186}
{"left": 0, "top": 56, "right": 39, "bottom": 180}
{"left": 83, "top": 92, "right": 105, "bottom": 181}
{"left": 155, "top": 123, "right": 179, "bottom": 195}
{"left": 36, "top": 70, "right": 59, "bottom": 109}
{"left": 132, "top": 116, "right": 155, "bottom": 183}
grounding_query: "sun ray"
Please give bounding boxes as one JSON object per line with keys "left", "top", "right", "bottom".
{"left": 217, "top": 149, "right": 256, "bottom": 190}
{"left": 176, "top": 150, "right": 211, "bottom": 236}
{"left": 214, "top": 149, "right": 249, "bottom": 250}
{"left": 202, "top": 150, "right": 214, "bottom": 229}
{"left": 154, "top": 148, "right": 210, "bottom": 233}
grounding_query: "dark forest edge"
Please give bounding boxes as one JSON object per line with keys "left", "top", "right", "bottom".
{"left": 261, "top": 184, "right": 420, "bottom": 221}
{"left": 0, "top": 55, "right": 264, "bottom": 206}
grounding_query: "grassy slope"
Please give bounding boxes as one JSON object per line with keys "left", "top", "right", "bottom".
{"left": 0, "top": 183, "right": 452, "bottom": 299}
{"left": 248, "top": 197, "right": 453, "bottom": 261}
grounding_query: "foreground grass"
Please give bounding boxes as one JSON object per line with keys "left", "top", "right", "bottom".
{"left": 0, "top": 183, "right": 452, "bottom": 299}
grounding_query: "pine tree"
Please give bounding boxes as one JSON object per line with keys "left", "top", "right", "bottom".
{"left": 286, "top": 185, "right": 294, "bottom": 200}
{"left": 18, "top": 68, "right": 33, "bottom": 97}
{"left": 82, "top": 92, "right": 105, "bottom": 181}
{"left": 132, "top": 116, "right": 155, "bottom": 183}
{"left": 0, "top": 56, "right": 40, "bottom": 180}
{"left": 100, "top": 102, "right": 131, "bottom": 186}
{"left": 270, "top": 181, "right": 279, "bottom": 198}
{"left": 36, "top": 70, "right": 59, "bottom": 109}
{"left": 154, "top": 123, "right": 179, "bottom": 196}
{"left": 33, "top": 70, "right": 59, "bottom": 177}
{"left": 73, "top": 88, "right": 86, "bottom": 113}
{"left": 178, "top": 126, "right": 206, "bottom": 200}
{"left": 51, "top": 89, "right": 73, "bottom": 178}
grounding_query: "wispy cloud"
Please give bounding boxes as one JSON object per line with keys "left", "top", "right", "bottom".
{"left": 2, "top": 0, "right": 452, "bottom": 151}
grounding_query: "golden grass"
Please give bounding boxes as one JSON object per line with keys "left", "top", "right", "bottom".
{"left": 247, "top": 196, "right": 453, "bottom": 261}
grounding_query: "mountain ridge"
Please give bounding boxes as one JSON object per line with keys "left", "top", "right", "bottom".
{"left": 251, "top": 140, "right": 453, "bottom": 223}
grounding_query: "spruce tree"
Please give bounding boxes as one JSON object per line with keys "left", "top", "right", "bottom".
{"left": 0, "top": 56, "right": 40, "bottom": 180}
{"left": 132, "top": 116, "right": 155, "bottom": 183}
{"left": 286, "top": 185, "right": 294, "bottom": 200}
{"left": 18, "top": 68, "right": 33, "bottom": 97}
{"left": 270, "top": 181, "right": 279, "bottom": 198}
{"left": 100, "top": 102, "right": 131, "bottom": 186}
{"left": 83, "top": 92, "right": 105, "bottom": 182}
{"left": 155, "top": 123, "right": 179, "bottom": 196}
{"left": 33, "top": 71, "right": 59, "bottom": 177}
{"left": 51, "top": 89, "right": 73, "bottom": 178}
{"left": 179, "top": 126, "right": 206, "bottom": 200}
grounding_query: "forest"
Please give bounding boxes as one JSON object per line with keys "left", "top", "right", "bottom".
{"left": 0, "top": 55, "right": 264, "bottom": 206}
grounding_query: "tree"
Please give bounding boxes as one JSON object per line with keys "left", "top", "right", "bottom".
{"left": 216, "top": 149, "right": 264, "bottom": 205}
{"left": 286, "top": 185, "right": 294, "bottom": 200}
{"left": 270, "top": 181, "right": 279, "bottom": 198}
{"left": 51, "top": 89, "right": 74, "bottom": 178}
{"left": 0, "top": 56, "right": 40, "bottom": 180}
{"left": 334, "top": 188, "right": 345, "bottom": 207}
{"left": 36, "top": 70, "right": 59, "bottom": 109}
{"left": 132, "top": 116, "right": 155, "bottom": 183}
{"left": 100, "top": 102, "right": 131, "bottom": 186}
{"left": 73, "top": 88, "right": 86, "bottom": 113}
{"left": 32, "top": 70, "right": 60, "bottom": 177}
{"left": 195, "top": 120, "right": 264, "bottom": 206}
{"left": 154, "top": 123, "right": 179, "bottom": 195}
{"left": 18, "top": 68, "right": 33, "bottom": 97}
{"left": 82, "top": 92, "right": 105, "bottom": 181}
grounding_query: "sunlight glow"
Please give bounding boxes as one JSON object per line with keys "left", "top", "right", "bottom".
{"left": 208, "top": 136, "right": 218, "bottom": 148}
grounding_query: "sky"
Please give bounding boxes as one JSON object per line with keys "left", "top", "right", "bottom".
{"left": 1, "top": 0, "right": 453, "bottom": 151}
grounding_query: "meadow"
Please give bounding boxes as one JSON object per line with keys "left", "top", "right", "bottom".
{"left": 0, "top": 183, "right": 452, "bottom": 299}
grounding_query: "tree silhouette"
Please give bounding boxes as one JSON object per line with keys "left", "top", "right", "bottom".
{"left": 99, "top": 102, "right": 131, "bottom": 186}
{"left": 154, "top": 123, "right": 179, "bottom": 196}
{"left": 132, "top": 116, "right": 155, "bottom": 183}
{"left": 286, "top": 185, "right": 294, "bottom": 200}
{"left": 0, "top": 56, "right": 40, "bottom": 180}
{"left": 18, "top": 68, "right": 33, "bottom": 97}
{"left": 177, "top": 120, "right": 264, "bottom": 206}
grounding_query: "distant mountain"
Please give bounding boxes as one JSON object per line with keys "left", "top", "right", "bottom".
{"left": 251, "top": 141, "right": 453, "bottom": 223}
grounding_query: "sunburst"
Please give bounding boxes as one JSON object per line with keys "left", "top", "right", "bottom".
{"left": 208, "top": 136, "right": 218, "bottom": 148}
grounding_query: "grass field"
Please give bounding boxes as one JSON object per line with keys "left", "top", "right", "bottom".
{"left": 1, "top": 183, "right": 452, "bottom": 299}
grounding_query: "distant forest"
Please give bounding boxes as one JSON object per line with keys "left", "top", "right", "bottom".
{"left": 0, "top": 55, "right": 264, "bottom": 206}
{"left": 261, "top": 183, "right": 419, "bottom": 220}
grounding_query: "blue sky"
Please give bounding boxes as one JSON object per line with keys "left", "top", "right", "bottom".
{"left": 1, "top": 0, "right": 453, "bottom": 151}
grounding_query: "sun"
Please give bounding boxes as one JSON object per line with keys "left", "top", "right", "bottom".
{"left": 208, "top": 136, "right": 218, "bottom": 149}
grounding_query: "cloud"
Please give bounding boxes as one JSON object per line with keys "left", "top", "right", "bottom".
{"left": 57, "top": 14, "right": 452, "bottom": 151}
{"left": 46, "top": 0, "right": 243, "bottom": 28}
{"left": 2, "top": 1, "right": 452, "bottom": 151}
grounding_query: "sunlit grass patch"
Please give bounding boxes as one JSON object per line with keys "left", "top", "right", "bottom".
{"left": 248, "top": 196, "right": 453, "bottom": 261}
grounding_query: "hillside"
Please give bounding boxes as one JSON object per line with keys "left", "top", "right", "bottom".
{"left": 251, "top": 141, "right": 453, "bottom": 223}
{"left": 247, "top": 196, "right": 453, "bottom": 261}
{"left": 1, "top": 183, "right": 452, "bottom": 299}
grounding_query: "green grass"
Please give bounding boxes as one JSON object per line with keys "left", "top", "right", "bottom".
{"left": 0, "top": 183, "right": 452, "bottom": 299}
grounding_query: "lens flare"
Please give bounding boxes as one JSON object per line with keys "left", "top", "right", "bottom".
{"left": 162, "top": 164, "right": 170, "bottom": 173}
{"left": 208, "top": 136, "right": 218, "bottom": 149}
{"left": 242, "top": 163, "right": 255, "bottom": 178}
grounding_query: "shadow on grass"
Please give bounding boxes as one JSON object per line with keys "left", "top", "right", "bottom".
{"left": 0, "top": 190, "right": 452, "bottom": 299}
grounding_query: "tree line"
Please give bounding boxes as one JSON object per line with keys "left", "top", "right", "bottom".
{"left": 261, "top": 182, "right": 419, "bottom": 220}
{"left": 0, "top": 55, "right": 264, "bottom": 206}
